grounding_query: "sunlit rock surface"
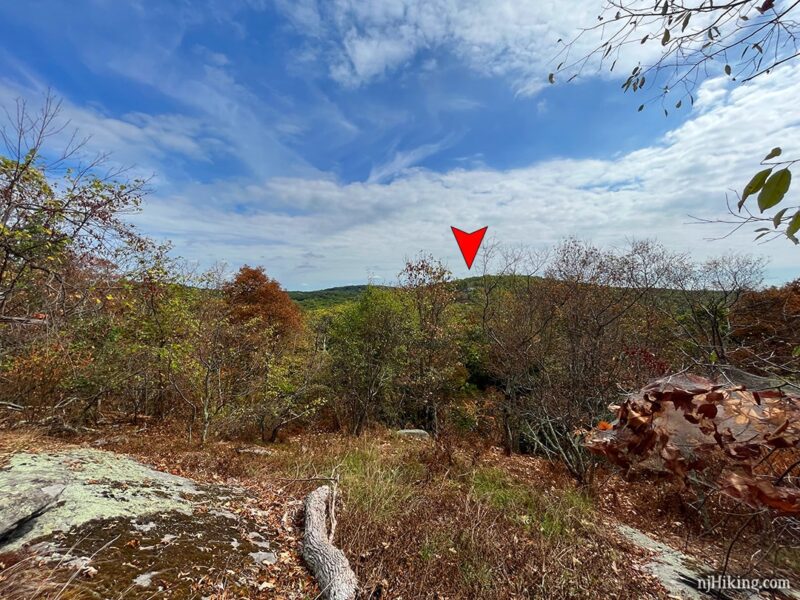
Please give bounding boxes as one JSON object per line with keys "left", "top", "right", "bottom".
{"left": 0, "top": 448, "right": 281, "bottom": 597}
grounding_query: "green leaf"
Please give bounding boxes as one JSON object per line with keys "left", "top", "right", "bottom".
{"left": 764, "top": 147, "right": 782, "bottom": 160}
{"left": 792, "top": 346, "right": 800, "bottom": 358}
{"left": 641, "top": 34, "right": 649, "bottom": 44}
{"left": 724, "top": 64, "right": 732, "bottom": 75}
{"left": 773, "top": 207, "right": 789, "bottom": 228}
{"left": 787, "top": 211, "right": 800, "bottom": 237}
{"left": 740, "top": 168, "right": 773, "bottom": 209}
{"left": 709, "top": 350, "right": 718, "bottom": 364}
{"left": 682, "top": 13, "right": 691, "bottom": 31}
{"left": 675, "top": 99, "right": 682, "bottom": 108}
{"left": 548, "top": 73, "right": 555, "bottom": 84}
{"left": 661, "top": 29, "right": 671, "bottom": 45}
{"left": 638, "top": 104, "right": 644, "bottom": 112}
{"left": 757, "top": 168, "right": 792, "bottom": 212}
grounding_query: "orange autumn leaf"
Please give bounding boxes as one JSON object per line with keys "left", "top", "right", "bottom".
{"left": 596, "top": 420, "right": 613, "bottom": 431}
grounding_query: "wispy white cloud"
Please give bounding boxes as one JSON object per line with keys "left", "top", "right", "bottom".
{"left": 0, "top": 77, "right": 223, "bottom": 184}
{"left": 368, "top": 134, "right": 457, "bottom": 183}
{"left": 2, "top": 1, "right": 322, "bottom": 181}
{"left": 273, "top": 0, "right": 323, "bottom": 35}
{"left": 275, "top": 0, "right": 669, "bottom": 95}
{"left": 127, "top": 64, "right": 800, "bottom": 288}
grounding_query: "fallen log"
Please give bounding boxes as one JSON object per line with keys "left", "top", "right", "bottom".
{"left": 235, "top": 445, "right": 271, "bottom": 456}
{"left": 303, "top": 485, "right": 357, "bottom": 600}
{"left": 0, "top": 315, "right": 47, "bottom": 325}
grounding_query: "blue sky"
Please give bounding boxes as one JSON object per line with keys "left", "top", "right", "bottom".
{"left": 1, "top": 0, "right": 798, "bottom": 289}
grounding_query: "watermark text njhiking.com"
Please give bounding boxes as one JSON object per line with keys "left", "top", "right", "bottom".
{"left": 697, "top": 575, "right": 790, "bottom": 592}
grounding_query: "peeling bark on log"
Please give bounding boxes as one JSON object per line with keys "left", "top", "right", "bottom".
{"left": 303, "top": 485, "right": 358, "bottom": 600}
{"left": 0, "top": 315, "right": 47, "bottom": 325}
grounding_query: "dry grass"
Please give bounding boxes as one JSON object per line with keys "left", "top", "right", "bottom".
{"left": 4, "top": 420, "right": 799, "bottom": 597}
{"left": 0, "top": 427, "right": 57, "bottom": 467}
{"left": 0, "top": 552, "right": 94, "bottom": 600}
{"left": 36, "top": 424, "right": 667, "bottom": 598}
{"left": 241, "top": 431, "right": 667, "bottom": 599}
{"left": 0, "top": 425, "right": 673, "bottom": 598}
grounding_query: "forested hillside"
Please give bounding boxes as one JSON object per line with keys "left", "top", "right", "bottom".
{"left": 288, "top": 285, "right": 369, "bottom": 310}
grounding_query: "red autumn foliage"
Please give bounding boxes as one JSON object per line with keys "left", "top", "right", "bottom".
{"left": 729, "top": 279, "right": 800, "bottom": 375}
{"left": 722, "top": 471, "right": 800, "bottom": 513}
{"left": 586, "top": 373, "right": 800, "bottom": 514}
{"left": 223, "top": 265, "right": 302, "bottom": 338}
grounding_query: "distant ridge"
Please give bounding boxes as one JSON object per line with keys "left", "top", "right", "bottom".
{"left": 287, "top": 278, "right": 487, "bottom": 310}
{"left": 288, "top": 285, "right": 370, "bottom": 309}
{"left": 287, "top": 276, "right": 702, "bottom": 311}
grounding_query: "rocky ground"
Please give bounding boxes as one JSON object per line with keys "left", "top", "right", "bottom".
{"left": 1, "top": 429, "right": 797, "bottom": 599}
{"left": 0, "top": 445, "right": 315, "bottom": 598}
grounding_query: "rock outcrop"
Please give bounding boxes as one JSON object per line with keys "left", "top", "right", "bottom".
{"left": 0, "top": 449, "right": 285, "bottom": 598}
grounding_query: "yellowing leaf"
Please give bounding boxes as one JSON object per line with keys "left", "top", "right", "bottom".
{"left": 787, "top": 211, "right": 800, "bottom": 237}
{"left": 758, "top": 168, "right": 792, "bottom": 212}
{"left": 740, "top": 168, "right": 772, "bottom": 209}
{"left": 773, "top": 207, "right": 789, "bottom": 228}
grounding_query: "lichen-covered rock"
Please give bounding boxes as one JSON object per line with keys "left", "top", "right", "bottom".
{"left": 0, "top": 448, "right": 283, "bottom": 598}
{"left": 0, "top": 449, "right": 200, "bottom": 550}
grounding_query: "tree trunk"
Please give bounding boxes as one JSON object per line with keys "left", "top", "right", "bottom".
{"left": 501, "top": 403, "right": 515, "bottom": 455}
{"left": 353, "top": 416, "right": 364, "bottom": 437}
{"left": 268, "top": 423, "right": 281, "bottom": 443}
{"left": 303, "top": 486, "right": 358, "bottom": 600}
{"left": 201, "top": 413, "right": 210, "bottom": 446}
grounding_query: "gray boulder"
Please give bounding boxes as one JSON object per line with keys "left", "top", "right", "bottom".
{"left": 0, "top": 478, "right": 64, "bottom": 544}
{"left": 394, "top": 428, "right": 431, "bottom": 440}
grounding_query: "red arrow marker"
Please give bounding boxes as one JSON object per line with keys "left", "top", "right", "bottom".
{"left": 451, "top": 226, "right": 488, "bottom": 269}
